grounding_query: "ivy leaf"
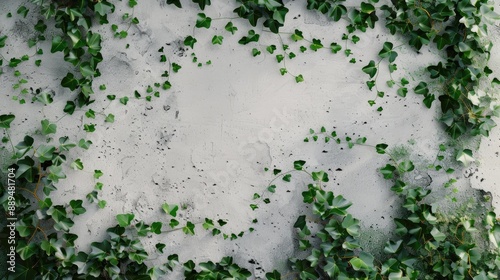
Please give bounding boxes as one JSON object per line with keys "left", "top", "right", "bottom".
{"left": 330, "top": 42, "right": 342, "bottom": 53}
{"left": 456, "top": 149, "right": 475, "bottom": 165}
{"left": 70, "top": 200, "right": 86, "bottom": 215}
{"left": 398, "top": 160, "right": 414, "bottom": 172}
{"left": 423, "top": 94, "right": 435, "bottom": 108}
{"left": 184, "top": 36, "right": 197, "bottom": 48}
{"left": 310, "top": 39, "right": 323, "bottom": 51}
{"left": 0, "top": 114, "right": 15, "bottom": 128}
{"left": 265, "top": 270, "right": 281, "bottom": 280}
{"left": 312, "top": 171, "right": 329, "bottom": 182}
{"left": 86, "top": 32, "right": 102, "bottom": 56}
{"left": 167, "top": 0, "right": 182, "bottom": 8}
{"left": 192, "top": 0, "right": 211, "bottom": 10}
{"left": 397, "top": 87, "right": 408, "bottom": 97}
{"left": 61, "top": 73, "right": 79, "bottom": 91}
{"left": 360, "top": 2, "right": 375, "bottom": 13}
{"left": 94, "top": 1, "right": 114, "bottom": 16}
{"left": 375, "top": 143, "right": 388, "bottom": 154}
{"left": 293, "top": 215, "right": 306, "bottom": 230}
{"left": 291, "top": 29, "right": 303, "bottom": 41}
{"left": 378, "top": 41, "right": 398, "bottom": 63}
{"left": 238, "top": 30, "right": 260, "bottom": 45}
{"left": 16, "top": 240, "right": 37, "bottom": 260}
{"left": 105, "top": 114, "right": 115, "bottom": 123}
{"left": 384, "top": 240, "right": 402, "bottom": 254}
{"left": 212, "top": 35, "right": 223, "bottom": 45}
{"left": 35, "top": 145, "right": 55, "bottom": 163}
{"left": 328, "top": 4, "right": 347, "bottom": 21}
{"left": 294, "top": 160, "right": 306, "bottom": 170}
{"left": 380, "top": 164, "right": 396, "bottom": 179}
{"left": 195, "top": 13, "right": 212, "bottom": 29}
{"left": 51, "top": 36, "right": 67, "bottom": 53}
{"left": 48, "top": 165, "right": 66, "bottom": 183}
{"left": 224, "top": 22, "right": 237, "bottom": 34}
{"left": 342, "top": 214, "right": 360, "bottom": 237}
{"left": 182, "top": 221, "right": 195, "bottom": 235}
{"left": 489, "top": 224, "right": 500, "bottom": 248}
{"left": 362, "top": 60, "right": 377, "bottom": 78}
{"left": 414, "top": 82, "right": 429, "bottom": 95}
{"left": 116, "top": 213, "right": 134, "bottom": 227}
{"left": 162, "top": 203, "right": 179, "bottom": 217}
{"left": 71, "top": 159, "right": 84, "bottom": 170}
{"left": 0, "top": 35, "right": 7, "bottom": 48}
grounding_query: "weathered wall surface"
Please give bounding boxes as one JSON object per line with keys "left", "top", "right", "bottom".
{"left": 1, "top": 0, "right": 500, "bottom": 277}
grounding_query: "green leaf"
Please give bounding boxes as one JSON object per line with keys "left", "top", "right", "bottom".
{"left": 310, "top": 39, "right": 323, "bottom": 51}
{"left": 16, "top": 240, "right": 37, "bottom": 260}
{"left": 212, "top": 35, "right": 223, "bottom": 45}
{"left": 456, "top": 149, "right": 475, "bottom": 165}
{"left": 78, "top": 139, "right": 92, "bottom": 149}
{"left": 423, "top": 94, "right": 435, "bottom": 108}
{"left": 36, "top": 92, "right": 53, "bottom": 105}
{"left": 397, "top": 87, "right": 408, "bottom": 97}
{"left": 162, "top": 203, "right": 179, "bottom": 217}
{"left": 384, "top": 240, "right": 402, "bottom": 254}
{"left": 375, "top": 143, "right": 388, "bottom": 154}
{"left": 312, "top": 171, "right": 328, "bottom": 182}
{"left": 116, "top": 213, "right": 134, "bottom": 227}
{"left": 120, "top": 96, "right": 129, "bottom": 105}
{"left": 330, "top": 42, "right": 342, "bottom": 53}
{"left": 35, "top": 145, "right": 55, "bottom": 163}
{"left": 51, "top": 36, "right": 67, "bottom": 53}
{"left": 291, "top": 29, "right": 303, "bottom": 41}
{"left": 489, "top": 224, "right": 500, "bottom": 248}
{"left": 86, "top": 32, "right": 102, "bottom": 56}
{"left": 398, "top": 160, "right": 414, "bottom": 172}
{"left": 430, "top": 227, "right": 446, "bottom": 242}
{"left": 105, "top": 114, "right": 115, "bottom": 123}
{"left": 48, "top": 165, "right": 66, "bottom": 183}
{"left": 70, "top": 199, "right": 86, "bottom": 215}
{"left": 294, "top": 160, "right": 306, "bottom": 170}
{"left": 414, "top": 82, "right": 428, "bottom": 95}
{"left": 224, "top": 22, "right": 238, "bottom": 34}
{"left": 0, "top": 114, "right": 15, "bottom": 128}
{"left": 169, "top": 219, "right": 179, "bottom": 228}
{"left": 98, "top": 200, "right": 107, "bottom": 209}
{"left": 378, "top": 41, "right": 398, "bottom": 62}
{"left": 61, "top": 72, "right": 79, "bottom": 91}
{"left": 238, "top": 30, "right": 260, "bottom": 45}
{"left": 252, "top": 48, "right": 261, "bottom": 57}
{"left": 183, "top": 221, "right": 195, "bottom": 235}
{"left": 380, "top": 164, "right": 396, "bottom": 179}
{"left": 71, "top": 159, "right": 84, "bottom": 170}
{"left": 0, "top": 35, "right": 7, "bottom": 48}
{"left": 362, "top": 60, "right": 377, "bottom": 78}
{"left": 94, "top": 2, "right": 114, "bottom": 16}
{"left": 294, "top": 215, "right": 306, "bottom": 230}
{"left": 195, "top": 13, "right": 212, "bottom": 28}
{"left": 41, "top": 119, "right": 57, "bottom": 135}
{"left": 172, "top": 63, "right": 181, "bottom": 73}
{"left": 360, "top": 2, "right": 375, "bottom": 13}
{"left": 167, "top": 0, "right": 182, "bottom": 8}
{"left": 328, "top": 4, "right": 347, "bottom": 21}
{"left": 202, "top": 218, "right": 214, "bottom": 230}
{"left": 342, "top": 214, "right": 360, "bottom": 237}
{"left": 94, "top": 170, "right": 103, "bottom": 179}
{"left": 282, "top": 174, "right": 292, "bottom": 182}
